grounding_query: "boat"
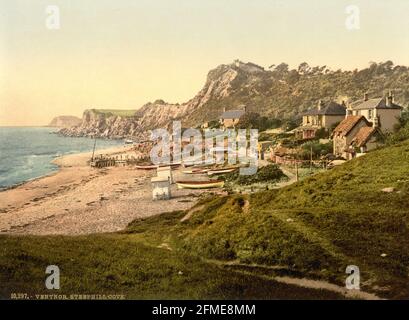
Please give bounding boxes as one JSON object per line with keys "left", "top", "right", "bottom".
{"left": 124, "top": 139, "right": 134, "bottom": 144}
{"left": 207, "top": 167, "right": 237, "bottom": 175}
{"left": 182, "top": 168, "right": 209, "bottom": 174}
{"left": 135, "top": 164, "right": 158, "bottom": 170}
{"left": 176, "top": 180, "right": 224, "bottom": 189}
{"left": 159, "top": 162, "right": 181, "bottom": 169}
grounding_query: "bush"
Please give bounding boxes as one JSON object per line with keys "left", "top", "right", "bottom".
{"left": 221, "top": 164, "right": 286, "bottom": 186}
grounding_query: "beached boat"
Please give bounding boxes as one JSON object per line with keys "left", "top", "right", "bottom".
{"left": 135, "top": 164, "right": 158, "bottom": 170}
{"left": 176, "top": 180, "right": 224, "bottom": 189}
{"left": 124, "top": 139, "right": 134, "bottom": 144}
{"left": 160, "top": 162, "right": 181, "bottom": 169}
{"left": 207, "top": 168, "right": 237, "bottom": 175}
{"left": 182, "top": 168, "right": 209, "bottom": 174}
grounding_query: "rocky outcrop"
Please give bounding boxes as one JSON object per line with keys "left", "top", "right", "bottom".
{"left": 48, "top": 115, "right": 82, "bottom": 128}
{"left": 59, "top": 59, "right": 409, "bottom": 139}
{"left": 58, "top": 109, "right": 143, "bottom": 139}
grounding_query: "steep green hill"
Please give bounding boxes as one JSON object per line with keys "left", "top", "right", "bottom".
{"left": 166, "top": 140, "right": 409, "bottom": 299}
{"left": 1, "top": 139, "right": 408, "bottom": 299}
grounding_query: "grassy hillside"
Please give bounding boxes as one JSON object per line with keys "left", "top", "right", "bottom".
{"left": 169, "top": 140, "right": 409, "bottom": 299}
{"left": 0, "top": 230, "right": 343, "bottom": 300}
{"left": 1, "top": 140, "right": 408, "bottom": 299}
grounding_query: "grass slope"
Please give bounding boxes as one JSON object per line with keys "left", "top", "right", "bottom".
{"left": 0, "top": 231, "right": 343, "bottom": 299}
{"left": 1, "top": 141, "right": 409, "bottom": 299}
{"left": 172, "top": 140, "right": 409, "bottom": 299}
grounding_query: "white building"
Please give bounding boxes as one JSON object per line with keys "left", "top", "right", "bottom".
{"left": 151, "top": 177, "right": 171, "bottom": 200}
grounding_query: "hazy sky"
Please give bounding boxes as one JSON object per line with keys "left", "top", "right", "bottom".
{"left": 1, "top": 0, "right": 409, "bottom": 126}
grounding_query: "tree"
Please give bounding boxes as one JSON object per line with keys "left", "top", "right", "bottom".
{"left": 298, "top": 62, "right": 311, "bottom": 75}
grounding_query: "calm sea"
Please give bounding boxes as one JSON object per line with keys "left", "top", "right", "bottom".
{"left": 0, "top": 127, "right": 123, "bottom": 190}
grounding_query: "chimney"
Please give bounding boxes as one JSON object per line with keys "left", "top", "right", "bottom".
{"left": 386, "top": 91, "right": 393, "bottom": 107}
{"left": 364, "top": 93, "right": 369, "bottom": 101}
{"left": 317, "top": 100, "right": 323, "bottom": 111}
{"left": 345, "top": 101, "right": 352, "bottom": 118}
{"left": 372, "top": 108, "right": 379, "bottom": 127}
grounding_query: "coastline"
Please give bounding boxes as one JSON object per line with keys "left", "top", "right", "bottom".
{"left": 0, "top": 145, "right": 203, "bottom": 235}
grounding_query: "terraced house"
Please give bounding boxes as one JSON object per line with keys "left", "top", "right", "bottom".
{"left": 219, "top": 107, "right": 246, "bottom": 128}
{"left": 296, "top": 100, "right": 346, "bottom": 139}
{"left": 348, "top": 92, "right": 402, "bottom": 132}
{"left": 333, "top": 92, "right": 402, "bottom": 159}
{"left": 332, "top": 116, "right": 383, "bottom": 159}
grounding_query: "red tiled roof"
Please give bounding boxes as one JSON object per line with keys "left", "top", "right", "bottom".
{"left": 351, "top": 127, "right": 379, "bottom": 147}
{"left": 333, "top": 115, "right": 369, "bottom": 136}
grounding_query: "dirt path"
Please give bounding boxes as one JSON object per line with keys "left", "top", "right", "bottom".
{"left": 273, "top": 166, "right": 297, "bottom": 188}
{"left": 206, "top": 259, "right": 382, "bottom": 300}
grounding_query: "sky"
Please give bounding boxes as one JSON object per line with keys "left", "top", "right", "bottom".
{"left": 1, "top": 0, "right": 409, "bottom": 126}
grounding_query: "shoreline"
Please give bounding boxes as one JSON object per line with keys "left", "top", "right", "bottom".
{"left": 0, "top": 144, "right": 204, "bottom": 236}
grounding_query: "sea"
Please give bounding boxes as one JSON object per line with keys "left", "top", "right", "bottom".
{"left": 0, "top": 127, "right": 123, "bottom": 190}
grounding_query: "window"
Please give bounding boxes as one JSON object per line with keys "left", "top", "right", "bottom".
{"left": 368, "top": 109, "right": 373, "bottom": 119}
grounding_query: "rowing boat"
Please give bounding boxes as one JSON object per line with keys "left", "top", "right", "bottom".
{"left": 182, "top": 169, "right": 209, "bottom": 174}
{"left": 176, "top": 180, "right": 224, "bottom": 189}
{"left": 135, "top": 164, "right": 158, "bottom": 170}
{"left": 207, "top": 168, "right": 237, "bottom": 175}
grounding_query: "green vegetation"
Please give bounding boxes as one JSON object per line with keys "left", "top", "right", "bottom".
{"left": 237, "top": 112, "right": 282, "bottom": 131}
{"left": 187, "top": 61, "right": 409, "bottom": 126}
{"left": 1, "top": 131, "right": 409, "bottom": 299}
{"left": 91, "top": 109, "right": 137, "bottom": 118}
{"left": 0, "top": 218, "right": 343, "bottom": 300}
{"left": 221, "top": 164, "right": 286, "bottom": 187}
{"left": 300, "top": 141, "right": 333, "bottom": 159}
{"left": 179, "top": 140, "right": 409, "bottom": 299}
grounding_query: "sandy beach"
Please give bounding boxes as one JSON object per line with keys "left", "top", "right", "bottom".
{"left": 0, "top": 146, "right": 205, "bottom": 235}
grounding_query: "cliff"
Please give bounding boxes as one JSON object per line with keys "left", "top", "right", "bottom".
{"left": 48, "top": 115, "right": 82, "bottom": 128}
{"left": 58, "top": 109, "right": 142, "bottom": 139}
{"left": 59, "top": 60, "right": 409, "bottom": 139}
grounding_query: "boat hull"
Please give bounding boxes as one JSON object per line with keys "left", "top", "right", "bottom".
{"left": 176, "top": 180, "right": 224, "bottom": 189}
{"left": 135, "top": 165, "right": 157, "bottom": 170}
{"left": 207, "top": 168, "right": 237, "bottom": 175}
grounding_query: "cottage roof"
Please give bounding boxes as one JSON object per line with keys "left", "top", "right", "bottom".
{"left": 351, "top": 127, "right": 380, "bottom": 147}
{"left": 350, "top": 97, "right": 402, "bottom": 110}
{"left": 220, "top": 109, "right": 245, "bottom": 120}
{"left": 333, "top": 115, "right": 369, "bottom": 136}
{"left": 303, "top": 102, "right": 347, "bottom": 116}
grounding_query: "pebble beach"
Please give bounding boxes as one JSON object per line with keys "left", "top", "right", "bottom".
{"left": 0, "top": 146, "right": 204, "bottom": 235}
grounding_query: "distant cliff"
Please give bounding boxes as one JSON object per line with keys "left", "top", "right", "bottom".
{"left": 58, "top": 109, "right": 141, "bottom": 139}
{"left": 48, "top": 115, "right": 82, "bottom": 128}
{"left": 59, "top": 60, "right": 409, "bottom": 139}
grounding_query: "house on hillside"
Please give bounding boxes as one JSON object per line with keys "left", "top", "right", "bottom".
{"left": 295, "top": 100, "right": 346, "bottom": 139}
{"left": 332, "top": 115, "right": 383, "bottom": 159}
{"left": 348, "top": 92, "right": 402, "bottom": 132}
{"left": 219, "top": 106, "right": 246, "bottom": 128}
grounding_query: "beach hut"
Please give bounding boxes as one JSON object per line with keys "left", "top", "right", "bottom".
{"left": 151, "top": 177, "right": 171, "bottom": 200}
{"left": 157, "top": 166, "right": 173, "bottom": 183}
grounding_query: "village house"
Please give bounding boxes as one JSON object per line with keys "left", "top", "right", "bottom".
{"left": 219, "top": 106, "right": 246, "bottom": 128}
{"left": 295, "top": 100, "right": 346, "bottom": 139}
{"left": 332, "top": 115, "right": 383, "bottom": 159}
{"left": 348, "top": 92, "right": 402, "bottom": 132}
